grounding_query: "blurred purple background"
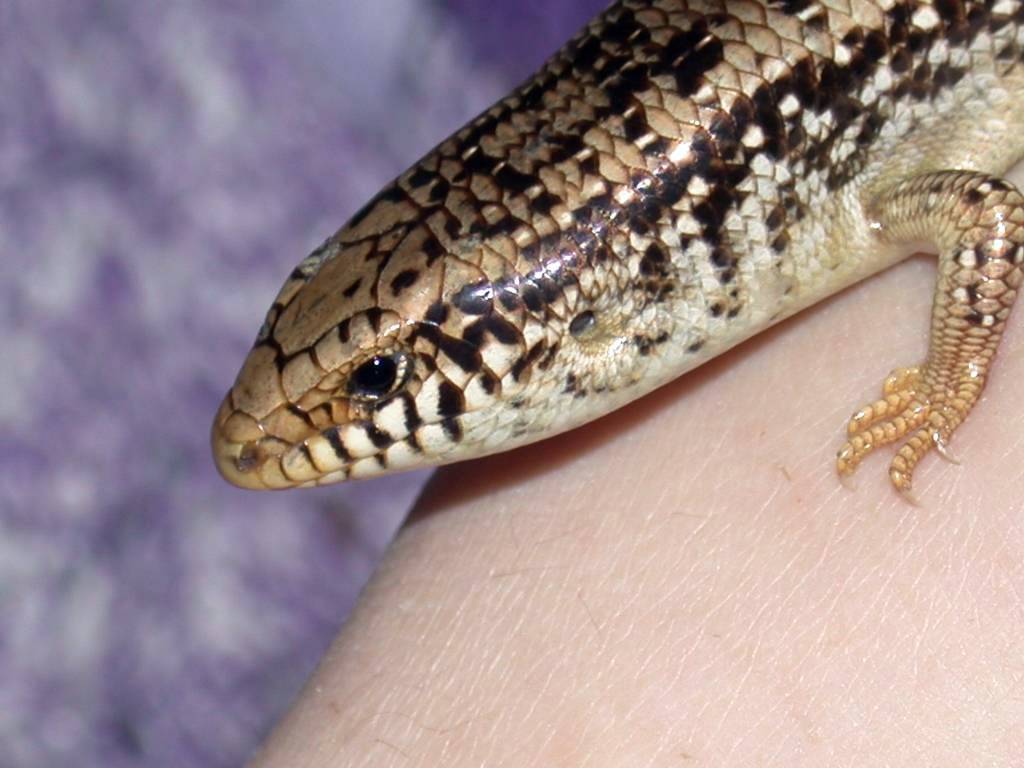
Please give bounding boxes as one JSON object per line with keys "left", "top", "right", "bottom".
{"left": 3, "top": 1, "right": 607, "bottom": 765}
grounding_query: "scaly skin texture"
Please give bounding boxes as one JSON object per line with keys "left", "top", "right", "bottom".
{"left": 212, "top": 0, "right": 1024, "bottom": 491}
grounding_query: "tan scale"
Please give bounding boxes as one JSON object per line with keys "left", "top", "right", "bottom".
{"left": 213, "top": 0, "right": 1024, "bottom": 493}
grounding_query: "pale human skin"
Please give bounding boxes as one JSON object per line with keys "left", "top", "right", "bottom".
{"left": 249, "top": 248, "right": 1024, "bottom": 765}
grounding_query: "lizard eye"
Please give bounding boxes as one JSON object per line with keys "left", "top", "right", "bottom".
{"left": 348, "top": 353, "right": 409, "bottom": 402}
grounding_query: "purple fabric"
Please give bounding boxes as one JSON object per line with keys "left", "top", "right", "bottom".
{"left": 3, "top": 1, "right": 607, "bottom": 766}
{"left": 445, "top": 0, "right": 611, "bottom": 80}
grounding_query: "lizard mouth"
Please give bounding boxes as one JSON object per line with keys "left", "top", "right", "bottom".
{"left": 211, "top": 389, "right": 450, "bottom": 490}
{"left": 210, "top": 392, "right": 362, "bottom": 491}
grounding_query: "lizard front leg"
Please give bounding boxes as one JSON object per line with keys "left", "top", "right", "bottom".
{"left": 836, "top": 171, "right": 1024, "bottom": 494}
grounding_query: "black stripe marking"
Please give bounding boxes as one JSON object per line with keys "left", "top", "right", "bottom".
{"left": 325, "top": 428, "right": 352, "bottom": 462}
{"left": 365, "top": 424, "right": 393, "bottom": 450}
{"left": 437, "top": 380, "right": 466, "bottom": 418}
{"left": 441, "top": 417, "right": 463, "bottom": 442}
{"left": 438, "top": 334, "right": 482, "bottom": 373}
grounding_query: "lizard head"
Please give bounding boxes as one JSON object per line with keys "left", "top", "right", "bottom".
{"left": 212, "top": 190, "right": 499, "bottom": 489}
{"left": 211, "top": 180, "right": 648, "bottom": 490}
{"left": 212, "top": 181, "right": 679, "bottom": 490}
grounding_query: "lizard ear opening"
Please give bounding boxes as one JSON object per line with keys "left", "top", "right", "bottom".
{"left": 569, "top": 311, "right": 597, "bottom": 338}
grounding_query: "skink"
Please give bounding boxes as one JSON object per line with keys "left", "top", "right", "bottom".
{"left": 212, "top": 0, "right": 1024, "bottom": 493}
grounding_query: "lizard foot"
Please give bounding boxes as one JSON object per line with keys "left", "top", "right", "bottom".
{"left": 836, "top": 365, "right": 979, "bottom": 494}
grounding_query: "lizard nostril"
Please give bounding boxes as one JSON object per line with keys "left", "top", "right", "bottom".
{"left": 235, "top": 443, "right": 262, "bottom": 473}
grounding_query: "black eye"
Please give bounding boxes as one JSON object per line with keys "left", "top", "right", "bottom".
{"left": 349, "top": 355, "right": 403, "bottom": 400}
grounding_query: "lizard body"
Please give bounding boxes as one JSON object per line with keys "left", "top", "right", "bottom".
{"left": 213, "top": 0, "right": 1024, "bottom": 492}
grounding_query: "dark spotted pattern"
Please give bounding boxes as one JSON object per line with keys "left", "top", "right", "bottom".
{"left": 212, "top": 0, "right": 1024, "bottom": 489}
